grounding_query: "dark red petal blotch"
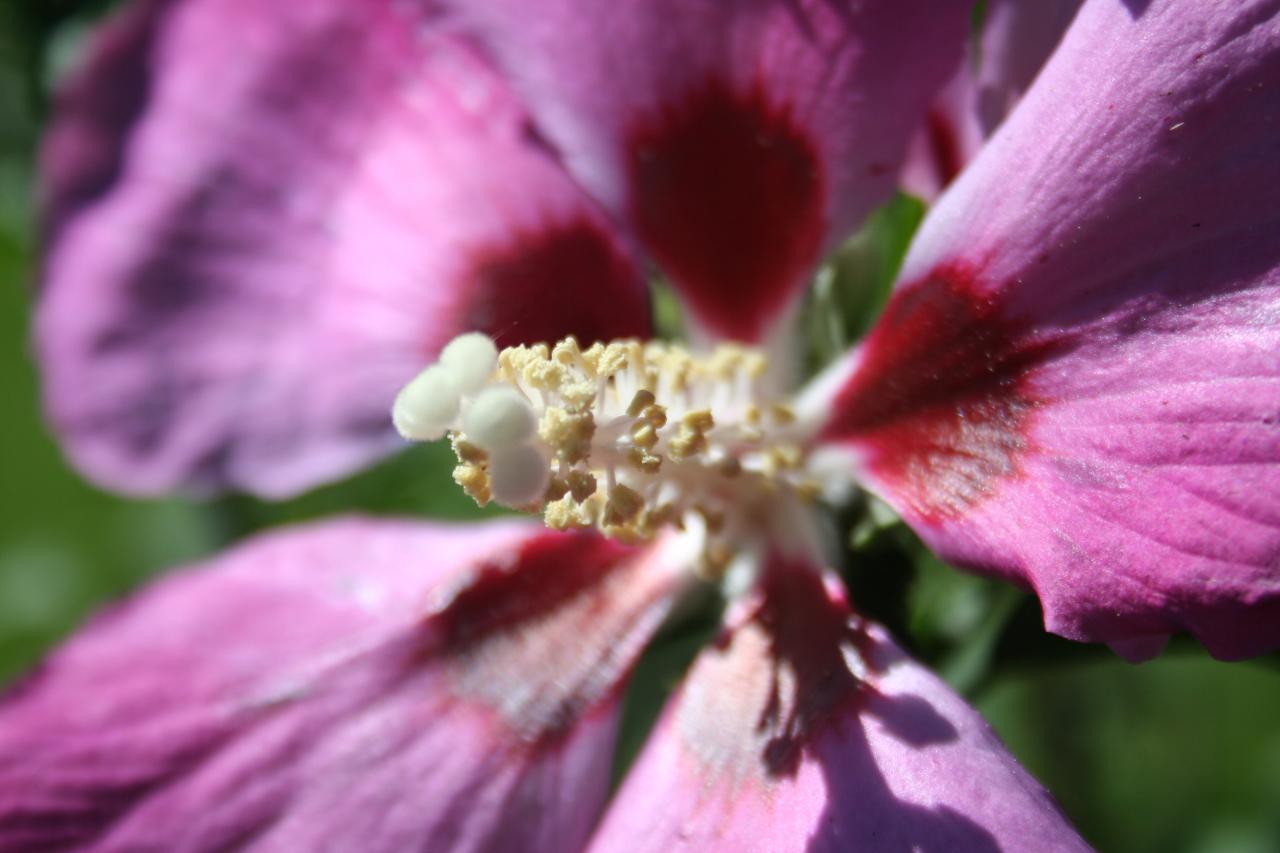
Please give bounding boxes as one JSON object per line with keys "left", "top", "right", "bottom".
{"left": 434, "top": 529, "right": 674, "bottom": 745}
{"left": 820, "top": 262, "right": 1064, "bottom": 522}
{"left": 679, "top": 557, "right": 874, "bottom": 783}
{"left": 0, "top": 520, "right": 682, "bottom": 850}
{"left": 460, "top": 219, "right": 652, "bottom": 349}
{"left": 627, "top": 81, "right": 825, "bottom": 342}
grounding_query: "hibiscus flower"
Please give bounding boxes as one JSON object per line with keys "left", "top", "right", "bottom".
{"left": 8, "top": 0, "right": 1278, "bottom": 849}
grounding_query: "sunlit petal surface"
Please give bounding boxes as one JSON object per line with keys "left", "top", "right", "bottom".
{"left": 449, "top": 0, "right": 971, "bottom": 343}
{"left": 0, "top": 519, "right": 683, "bottom": 850}
{"left": 37, "top": 0, "right": 650, "bottom": 499}
{"left": 902, "top": 0, "right": 1083, "bottom": 199}
{"left": 813, "top": 0, "right": 1280, "bottom": 659}
{"left": 590, "top": 556, "right": 1087, "bottom": 851}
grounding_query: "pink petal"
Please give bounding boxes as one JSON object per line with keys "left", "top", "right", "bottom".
{"left": 591, "top": 557, "right": 1086, "bottom": 851}
{"left": 899, "top": 73, "right": 987, "bottom": 203}
{"left": 812, "top": 0, "right": 1280, "bottom": 658}
{"left": 969, "top": 0, "right": 1083, "bottom": 135}
{"left": 450, "top": 0, "right": 972, "bottom": 343}
{"left": 36, "top": 0, "right": 650, "bottom": 499}
{"left": 0, "top": 519, "right": 684, "bottom": 850}
{"left": 901, "top": 0, "right": 1083, "bottom": 200}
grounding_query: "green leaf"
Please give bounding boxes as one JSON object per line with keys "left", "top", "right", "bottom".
{"left": 801, "top": 192, "right": 925, "bottom": 374}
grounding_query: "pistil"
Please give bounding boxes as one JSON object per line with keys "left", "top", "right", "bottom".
{"left": 394, "top": 333, "right": 820, "bottom": 577}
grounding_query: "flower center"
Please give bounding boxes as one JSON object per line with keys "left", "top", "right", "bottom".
{"left": 394, "top": 333, "right": 821, "bottom": 577}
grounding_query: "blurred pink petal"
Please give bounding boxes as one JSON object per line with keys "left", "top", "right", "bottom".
{"left": 0, "top": 519, "right": 684, "bottom": 850}
{"left": 37, "top": 0, "right": 649, "bottom": 499}
{"left": 450, "top": 0, "right": 971, "bottom": 343}
{"left": 899, "top": 73, "right": 986, "bottom": 204}
{"left": 969, "top": 0, "right": 1084, "bottom": 136}
{"left": 590, "top": 557, "right": 1086, "bottom": 851}
{"left": 902, "top": 0, "right": 1083, "bottom": 200}
{"left": 812, "top": 0, "right": 1280, "bottom": 658}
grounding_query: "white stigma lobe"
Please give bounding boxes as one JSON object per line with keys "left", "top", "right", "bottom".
{"left": 391, "top": 366, "right": 460, "bottom": 441}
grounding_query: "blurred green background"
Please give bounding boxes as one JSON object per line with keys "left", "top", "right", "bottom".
{"left": 2, "top": 4, "right": 1279, "bottom": 851}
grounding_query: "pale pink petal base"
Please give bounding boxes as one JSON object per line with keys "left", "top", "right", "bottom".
{"left": 37, "top": 0, "right": 649, "bottom": 498}
{"left": 591, "top": 559, "right": 1087, "bottom": 851}
{"left": 0, "top": 520, "right": 684, "bottom": 850}
{"left": 814, "top": 0, "right": 1280, "bottom": 658}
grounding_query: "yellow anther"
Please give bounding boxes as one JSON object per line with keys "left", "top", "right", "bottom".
{"left": 668, "top": 429, "right": 707, "bottom": 460}
{"left": 597, "top": 342, "right": 630, "bottom": 377}
{"left": 762, "top": 444, "right": 805, "bottom": 476}
{"left": 669, "top": 409, "right": 715, "bottom": 459}
{"left": 642, "top": 404, "right": 668, "bottom": 428}
{"left": 604, "top": 484, "right": 644, "bottom": 527}
{"left": 707, "top": 347, "right": 742, "bottom": 378}
{"left": 794, "top": 480, "right": 823, "bottom": 501}
{"left": 453, "top": 438, "right": 487, "bottom": 465}
{"left": 682, "top": 409, "right": 715, "bottom": 433}
{"left": 644, "top": 503, "right": 681, "bottom": 530}
{"left": 497, "top": 346, "right": 537, "bottom": 380}
{"left": 646, "top": 347, "right": 691, "bottom": 393}
{"left": 697, "top": 507, "right": 726, "bottom": 533}
{"left": 626, "top": 446, "right": 662, "bottom": 473}
{"left": 545, "top": 476, "right": 569, "bottom": 502}
{"left": 417, "top": 332, "right": 817, "bottom": 569}
{"left": 742, "top": 352, "right": 767, "bottom": 379}
{"left": 545, "top": 495, "right": 589, "bottom": 530}
{"left": 566, "top": 470, "right": 598, "bottom": 502}
{"left": 453, "top": 462, "right": 491, "bottom": 506}
{"left": 627, "top": 389, "right": 656, "bottom": 417}
{"left": 579, "top": 342, "right": 604, "bottom": 374}
{"left": 774, "top": 444, "right": 804, "bottom": 468}
{"left": 563, "top": 381, "right": 598, "bottom": 411}
{"left": 552, "top": 336, "right": 582, "bottom": 364}
{"left": 717, "top": 456, "right": 743, "bottom": 477}
{"left": 631, "top": 421, "right": 658, "bottom": 449}
{"left": 699, "top": 540, "right": 735, "bottom": 579}
{"left": 524, "top": 358, "right": 566, "bottom": 390}
{"left": 539, "top": 407, "right": 596, "bottom": 463}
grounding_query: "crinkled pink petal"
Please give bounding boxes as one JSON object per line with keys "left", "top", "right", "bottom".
{"left": 811, "top": 0, "right": 1280, "bottom": 659}
{"left": 901, "top": 0, "right": 1082, "bottom": 200}
{"left": 0, "top": 519, "right": 685, "bottom": 850}
{"left": 36, "top": 0, "right": 650, "bottom": 499}
{"left": 591, "top": 556, "right": 1087, "bottom": 851}
{"left": 448, "top": 0, "right": 971, "bottom": 343}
